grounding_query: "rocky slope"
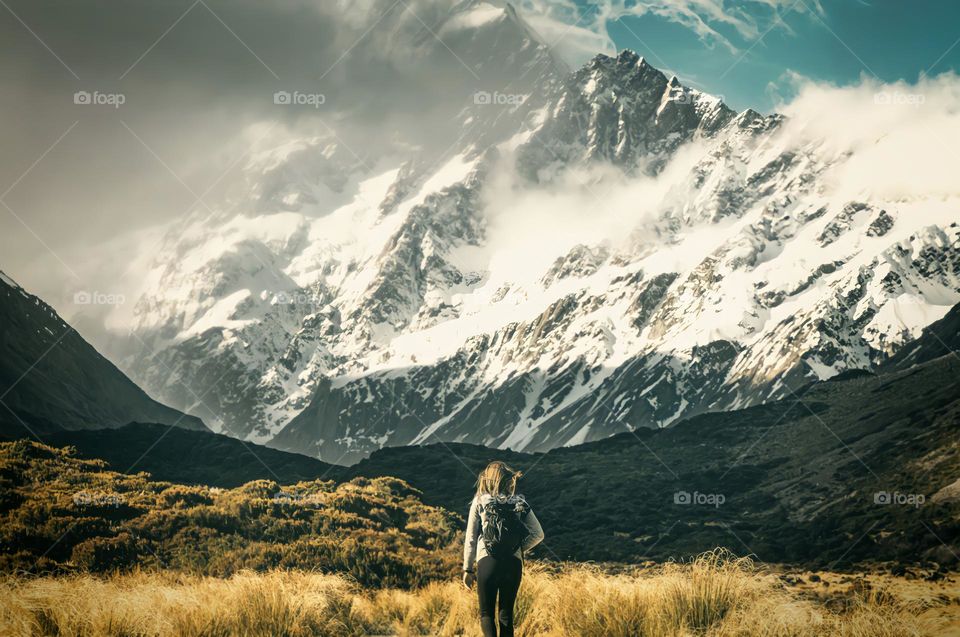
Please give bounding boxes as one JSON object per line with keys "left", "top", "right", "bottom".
{"left": 0, "top": 273, "right": 207, "bottom": 437}
{"left": 887, "top": 302, "right": 960, "bottom": 370}
{"left": 101, "top": 3, "right": 960, "bottom": 463}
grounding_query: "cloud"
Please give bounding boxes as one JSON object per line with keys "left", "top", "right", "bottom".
{"left": 775, "top": 71, "right": 960, "bottom": 202}
{"left": 515, "top": 0, "right": 824, "bottom": 63}
{"left": 478, "top": 140, "right": 710, "bottom": 288}
{"left": 0, "top": 0, "right": 548, "bottom": 305}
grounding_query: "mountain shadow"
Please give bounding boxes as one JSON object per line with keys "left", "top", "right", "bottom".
{"left": 0, "top": 273, "right": 207, "bottom": 438}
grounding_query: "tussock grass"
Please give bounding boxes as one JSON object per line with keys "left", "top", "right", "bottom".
{"left": 0, "top": 551, "right": 944, "bottom": 637}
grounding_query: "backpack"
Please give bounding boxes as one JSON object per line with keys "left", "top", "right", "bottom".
{"left": 480, "top": 497, "right": 530, "bottom": 559}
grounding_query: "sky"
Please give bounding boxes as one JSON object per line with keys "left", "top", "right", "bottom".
{"left": 1, "top": 0, "right": 958, "bottom": 311}
{"left": 522, "top": 0, "right": 960, "bottom": 110}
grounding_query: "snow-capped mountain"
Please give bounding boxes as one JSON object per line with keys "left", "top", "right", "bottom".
{"left": 106, "top": 4, "right": 960, "bottom": 464}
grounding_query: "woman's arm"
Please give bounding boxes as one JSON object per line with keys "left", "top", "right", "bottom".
{"left": 521, "top": 508, "right": 544, "bottom": 553}
{"left": 462, "top": 497, "right": 481, "bottom": 572}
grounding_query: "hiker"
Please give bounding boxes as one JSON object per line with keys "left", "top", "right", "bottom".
{"left": 462, "top": 461, "right": 544, "bottom": 637}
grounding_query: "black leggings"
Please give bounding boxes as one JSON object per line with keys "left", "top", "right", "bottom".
{"left": 476, "top": 555, "right": 522, "bottom": 637}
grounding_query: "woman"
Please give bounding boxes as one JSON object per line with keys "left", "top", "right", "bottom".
{"left": 462, "top": 461, "right": 544, "bottom": 637}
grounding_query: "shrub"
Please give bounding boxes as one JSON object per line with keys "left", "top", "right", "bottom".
{"left": 159, "top": 485, "right": 213, "bottom": 508}
{"left": 0, "top": 441, "right": 459, "bottom": 588}
{"left": 71, "top": 533, "right": 139, "bottom": 571}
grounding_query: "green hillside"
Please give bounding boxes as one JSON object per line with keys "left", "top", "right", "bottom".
{"left": 0, "top": 440, "right": 457, "bottom": 588}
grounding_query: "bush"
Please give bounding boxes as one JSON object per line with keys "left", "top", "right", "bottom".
{"left": 159, "top": 485, "right": 213, "bottom": 508}
{"left": 71, "top": 533, "right": 139, "bottom": 571}
{"left": 0, "top": 441, "right": 459, "bottom": 588}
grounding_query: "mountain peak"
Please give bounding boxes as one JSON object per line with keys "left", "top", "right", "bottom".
{"left": 586, "top": 49, "right": 648, "bottom": 69}
{"left": 0, "top": 270, "right": 21, "bottom": 290}
{"left": 618, "top": 49, "right": 643, "bottom": 65}
{"left": 442, "top": 0, "right": 569, "bottom": 79}
{"left": 581, "top": 49, "right": 665, "bottom": 88}
{"left": 733, "top": 107, "right": 774, "bottom": 131}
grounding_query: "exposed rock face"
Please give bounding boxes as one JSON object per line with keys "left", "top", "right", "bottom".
{"left": 517, "top": 51, "right": 735, "bottom": 178}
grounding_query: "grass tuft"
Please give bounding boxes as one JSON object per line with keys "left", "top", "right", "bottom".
{"left": 2, "top": 554, "right": 950, "bottom": 637}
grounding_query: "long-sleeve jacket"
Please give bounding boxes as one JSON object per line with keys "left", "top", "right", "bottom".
{"left": 463, "top": 493, "right": 544, "bottom": 572}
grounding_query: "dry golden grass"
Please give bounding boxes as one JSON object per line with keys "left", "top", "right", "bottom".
{"left": 1, "top": 552, "right": 956, "bottom": 637}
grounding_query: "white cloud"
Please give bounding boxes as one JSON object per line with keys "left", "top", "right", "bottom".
{"left": 0, "top": 0, "right": 544, "bottom": 307}
{"left": 776, "top": 72, "right": 960, "bottom": 202}
{"left": 478, "top": 140, "right": 710, "bottom": 288}
{"left": 516, "top": 0, "right": 824, "bottom": 64}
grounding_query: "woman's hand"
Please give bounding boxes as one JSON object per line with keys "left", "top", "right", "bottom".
{"left": 462, "top": 570, "right": 476, "bottom": 589}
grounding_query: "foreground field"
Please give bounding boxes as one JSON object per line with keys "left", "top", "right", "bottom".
{"left": 2, "top": 553, "right": 957, "bottom": 637}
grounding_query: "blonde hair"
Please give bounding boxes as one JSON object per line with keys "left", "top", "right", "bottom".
{"left": 475, "top": 461, "right": 522, "bottom": 497}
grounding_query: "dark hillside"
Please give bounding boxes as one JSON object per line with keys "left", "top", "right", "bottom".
{"left": 42, "top": 423, "right": 348, "bottom": 487}
{"left": 353, "top": 353, "right": 960, "bottom": 569}
{"left": 0, "top": 273, "right": 206, "bottom": 437}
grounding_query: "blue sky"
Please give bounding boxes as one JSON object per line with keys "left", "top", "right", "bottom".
{"left": 526, "top": 0, "right": 960, "bottom": 112}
